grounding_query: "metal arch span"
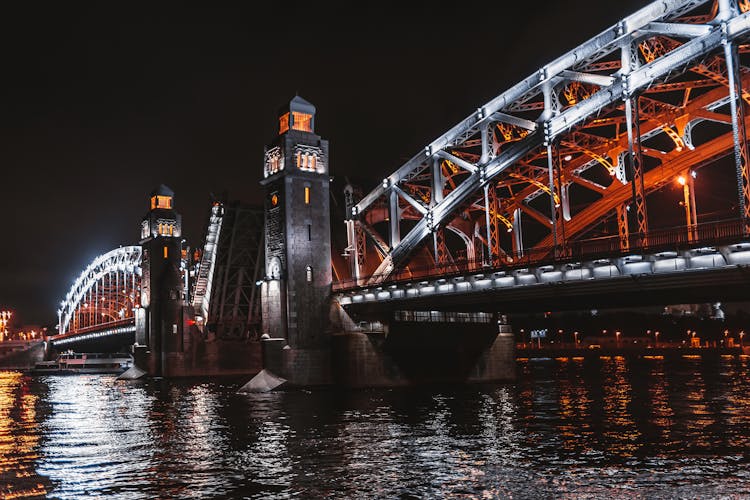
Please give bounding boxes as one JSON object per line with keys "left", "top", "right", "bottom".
{"left": 347, "top": 0, "right": 750, "bottom": 284}
{"left": 58, "top": 246, "right": 142, "bottom": 334}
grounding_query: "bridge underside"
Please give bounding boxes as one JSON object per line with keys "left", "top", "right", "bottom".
{"left": 50, "top": 323, "right": 136, "bottom": 353}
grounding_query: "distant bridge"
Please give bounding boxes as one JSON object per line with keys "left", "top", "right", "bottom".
{"left": 51, "top": 203, "right": 263, "bottom": 350}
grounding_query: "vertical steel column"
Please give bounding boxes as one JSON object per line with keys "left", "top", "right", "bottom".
{"left": 681, "top": 172, "right": 698, "bottom": 241}
{"left": 622, "top": 38, "right": 649, "bottom": 246}
{"left": 512, "top": 207, "right": 524, "bottom": 259}
{"left": 434, "top": 229, "right": 451, "bottom": 268}
{"left": 483, "top": 184, "right": 494, "bottom": 265}
{"left": 389, "top": 189, "right": 400, "bottom": 249}
{"left": 560, "top": 183, "right": 571, "bottom": 222}
{"left": 542, "top": 80, "right": 559, "bottom": 257}
{"left": 473, "top": 222, "right": 484, "bottom": 268}
{"left": 723, "top": 35, "right": 750, "bottom": 224}
{"left": 431, "top": 157, "right": 447, "bottom": 269}
{"left": 689, "top": 173, "right": 697, "bottom": 229}
{"left": 431, "top": 157, "right": 444, "bottom": 205}
{"left": 344, "top": 185, "right": 366, "bottom": 282}
{"left": 546, "top": 142, "right": 559, "bottom": 254}
{"left": 488, "top": 184, "right": 501, "bottom": 263}
{"left": 616, "top": 204, "right": 630, "bottom": 251}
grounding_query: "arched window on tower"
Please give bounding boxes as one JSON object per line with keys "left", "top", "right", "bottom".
{"left": 306, "top": 265, "right": 313, "bottom": 283}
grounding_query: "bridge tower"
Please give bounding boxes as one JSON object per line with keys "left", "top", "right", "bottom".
{"left": 259, "top": 96, "right": 333, "bottom": 385}
{"left": 135, "top": 184, "right": 186, "bottom": 376}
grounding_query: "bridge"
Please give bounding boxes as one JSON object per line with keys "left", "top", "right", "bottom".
{"left": 340, "top": 0, "right": 750, "bottom": 293}
{"left": 51, "top": 197, "right": 264, "bottom": 373}
{"left": 49, "top": 0, "right": 750, "bottom": 386}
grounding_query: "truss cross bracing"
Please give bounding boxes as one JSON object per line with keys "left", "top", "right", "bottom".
{"left": 344, "top": 0, "right": 750, "bottom": 286}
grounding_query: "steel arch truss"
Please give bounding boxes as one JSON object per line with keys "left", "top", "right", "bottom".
{"left": 58, "top": 246, "right": 142, "bottom": 334}
{"left": 346, "top": 0, "right": 750, "bottom": 285}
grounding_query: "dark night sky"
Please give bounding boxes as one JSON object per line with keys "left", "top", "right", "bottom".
{"left": 0, "top": 1, "right": 652, "bottom": 325}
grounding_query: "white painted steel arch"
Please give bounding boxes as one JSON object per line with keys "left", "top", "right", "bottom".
{"left": 350, "top": 0, "right": 750, "bottom": 282}
{"left": 58, "top": 246, "right": 142, "bottom": 334}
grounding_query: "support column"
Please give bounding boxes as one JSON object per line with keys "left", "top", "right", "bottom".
{"left": 680, "top": 172, "right": 698, "bottom": 242}
{"left": 434, "top": 229, "right": 452, "bottom": 269}
{"left": 622, "top": 41, "right": 648, "bottom": 246}
{"left": 512, "top": 207, "right": 524, "bottom": 260}
{"left": 483, "top": 184, "right": 494, "bottom": 265}
{"left": 488, "top": 184, "right": 501, "bottom": 264}
{"left": 389, "top": 189, "right": 401, "bottom": 249}
{"left": 616, "top": 204, "right": 630, "bottom": 251}
{"left": 546, "top": 141, "right": 559, "bottom": 256}
{"left": 542, "top": 82, "right": 561, "bottom": 259}
{"left": 723, "top": 37, "right": 750, "bottom": 226}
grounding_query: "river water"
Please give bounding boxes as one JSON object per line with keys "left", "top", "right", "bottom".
{"left": 2, "top": 355, "right": 750, "bottom": 499}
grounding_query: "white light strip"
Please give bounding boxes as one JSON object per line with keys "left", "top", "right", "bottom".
{"left": 52, "top": 325, "right": 136, "bottom": 346}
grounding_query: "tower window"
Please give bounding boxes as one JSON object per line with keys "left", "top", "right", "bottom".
{"left": 306, "top": 265, "right": 313, "bottom": 282}
{"left": 163, "top": 246, "right": 169, "bottom": 259}
{"left": 307, "top": 224, "right": 312, "bottom": 241}
{"left": 151, "top": 195, "right": 172, "bottom": 210}
{"left": 297, "top": 152, "right": 318, "bottom": 172}
{"left": 292, "top": 112, "right": 312, "bottom": 132}
{"left": 304, "top": 186, "right": 311, "bottom": 204}
{"left": 279, "top": 112, "right": 290, "bottom": 134}
{"left": 265, "top": 147, "right": 284, "bottom": 177}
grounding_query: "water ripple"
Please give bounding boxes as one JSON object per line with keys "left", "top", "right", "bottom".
{"left": 1, "top": 356, "right": 750, "bottom": 497}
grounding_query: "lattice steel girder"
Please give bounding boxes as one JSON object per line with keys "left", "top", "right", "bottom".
{"left": 640, "top": 21, "right": 713, "bottom": 37}
{"left": 500, "top": 76, "right": 742, "bottom": 219}
{"left": 534, "top": 123, "right": 750, "bottom": 250}
{"left": 59, "top": 246, "right": 142, "bottom": 333}
{"left": 436, "top": 150, "right": 477, "bottom": 174}
{"left": 559, "top": 70, "right": 615, "bottom": 87}
{"left": 392, "top": 184, "right": 428, "bottom": 215}
{"left": 724, "top": 38, "right": 750, "bottom": 219}
{"left": 363, "top": 2, "right": 750, "bottom": 281}
{"left": 616, "top": 204, "right": 631, "bottom": 251}
{"left": 353, "top": 0, "right": 710, "bottom": 217}
{"left": 546, "top": 13, "right": 750, "bottom": 139}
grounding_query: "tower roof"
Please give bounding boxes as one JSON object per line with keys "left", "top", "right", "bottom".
{"left": 279, "top": 95, "right": 316, "bottom": 117}
{"left": 150, "top": 184, "right": 175, "bottom": 198}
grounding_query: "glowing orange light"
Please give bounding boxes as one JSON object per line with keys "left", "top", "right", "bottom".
{"left": 292, "top": 112, "right": 312, "bottom": 132}
{"left": 150, "top": 195, "right": 172, "bottom": 210}
{"left": 279, "top": 112, "right": 290, "bottom": 134}
{"left": 677, "top": 175, "right": 686, "bottom": 186}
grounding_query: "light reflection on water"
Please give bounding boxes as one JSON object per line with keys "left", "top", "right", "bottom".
{"left": 2, "top": 356, "right": 750, "bottom": 498}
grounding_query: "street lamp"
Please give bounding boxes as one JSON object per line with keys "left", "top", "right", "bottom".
{"left": 615, "top": 330, "right": 621, "bottom": 348}
{"left": 654, "top": 330, "right": 660, "bottom": 348}
{"left": 740, "top": 331, "right": 745, "bottom": 347}
{"left": 574, "top": 331, "right": 579, "bottom": 347}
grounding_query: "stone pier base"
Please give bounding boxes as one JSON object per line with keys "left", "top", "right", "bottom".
{"left": 332, "top": 331, "right": 407, "bottom": 388}
{"left": 248, "top": 323, "right": 516, "bottom": 389}
{"left": 260, "top": 337, "right": 332, "bottom": 386}
{"left": 466, "top": 329, "right": 516, "bottom": 383}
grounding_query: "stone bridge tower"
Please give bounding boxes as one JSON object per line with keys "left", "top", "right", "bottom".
{"left": 135, "top": 184, "right": 186, "bottom": 376}
{"left": 259, "top": 96, "right": 333, "bottom": 385}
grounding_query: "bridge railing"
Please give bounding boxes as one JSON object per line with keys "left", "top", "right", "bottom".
{"left": 333, "top": 218, "right": 750, "bottom": 292}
